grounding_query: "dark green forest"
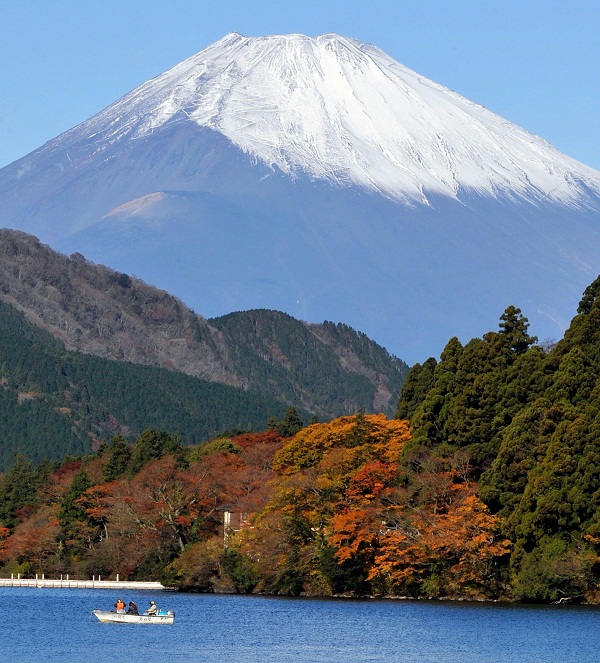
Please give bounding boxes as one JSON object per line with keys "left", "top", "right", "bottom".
{"left": 0, "top": 230, "right": 408, "bottom": 420}
{"left": 0, "top": 300, "right": 293, "bottom": 470}
{"left": 210, "top": 310, "right": 406, "bottom": 415}
{"left": 396, "top": 277, "right": 600, "bottom": 601}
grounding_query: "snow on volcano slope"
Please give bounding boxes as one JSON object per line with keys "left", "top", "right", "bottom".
{"left": 1, "top": 33, "right": 600, "bottom": 362}
{"left": 6, "top": 33, "right": 600, "bottom": 209}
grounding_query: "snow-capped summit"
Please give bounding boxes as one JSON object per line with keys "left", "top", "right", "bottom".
{"left": 23, "top": 32, "right": 600, "bottom": 208}
{"left": 2, "top": 33, "right": 600, "bottom": 362}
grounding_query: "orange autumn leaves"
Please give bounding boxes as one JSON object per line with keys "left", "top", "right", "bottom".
{"left": 0, "top": 430, "right": 282, "bottom": 581}
{"left": 0, "top": 416, "right": 509, "bottom": 597}
{"left": 273, "top": 414, "right": 409, "bottom": 471}
{"left": 247, "top": 414, "right": 510, "bottom": 598}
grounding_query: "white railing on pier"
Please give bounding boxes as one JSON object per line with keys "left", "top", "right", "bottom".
{"left": 0, "top": 573, "right": 166, "bottom": 590}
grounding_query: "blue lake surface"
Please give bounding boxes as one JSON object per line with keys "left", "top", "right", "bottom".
{"left": 1, "top": 587, "right": 600, "bottom": 662}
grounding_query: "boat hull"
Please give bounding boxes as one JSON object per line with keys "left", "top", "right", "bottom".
{"left": 92, "top": 609, "right": 175, "bottom": 624}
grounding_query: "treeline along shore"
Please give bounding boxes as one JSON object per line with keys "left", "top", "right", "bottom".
{"left": 4, "top": 277, "right": 600, "bottom": 602}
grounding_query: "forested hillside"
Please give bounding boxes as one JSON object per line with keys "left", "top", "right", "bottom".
{"left": 396, "top": 277, "right": 600, "bottom": 601}
{"left": 210, "top": 311, "right": 405, "bottom": 415}
{"left": 0, "top": 299, "right": 292, "bottom": 470}
{"left": 4, "top": 270, "right": 600, "bottom": 603}
{"left": 0, "top": 230, "right": 408, "bottom": 418}
{"left": 4, "top": 251, "right": 600, "bottom": 602}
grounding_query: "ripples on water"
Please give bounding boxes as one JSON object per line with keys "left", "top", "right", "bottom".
{"left": 1, "top": 587, "right": 599, "bottom": 662}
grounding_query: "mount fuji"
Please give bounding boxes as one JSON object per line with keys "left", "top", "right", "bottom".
{"left": 2, "top": 33, "right": 600, "bottom": 363}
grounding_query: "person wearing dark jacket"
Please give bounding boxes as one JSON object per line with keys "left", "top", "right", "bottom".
{"left": 127, "top": 601, "right": 139, "bottom": 615}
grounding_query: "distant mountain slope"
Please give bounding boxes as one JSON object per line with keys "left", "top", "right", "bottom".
{"left": 0, "top": 298, "right": 291, "bottom": 471}
{"left": 209, "top": 310, "right": 405, "bottom": 415}
{"left": 3, "top": 34, "right": 600, "bottom": 361}
{"left": 0, "top": 230, "right": 407, "bottom": 418}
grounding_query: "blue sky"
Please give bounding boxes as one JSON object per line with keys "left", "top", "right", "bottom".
{"left": 1, "top": 0, "right": 599, "bottom": 171}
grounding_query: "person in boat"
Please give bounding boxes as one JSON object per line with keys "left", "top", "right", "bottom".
{"left": 114, "top": 598, "right": 126, "bottom": 613}
{"left": 127, "top": 601, "right": 139, "bottom": 615}
{"left": 146, "top": 600, "right": 158, "bottom": 615}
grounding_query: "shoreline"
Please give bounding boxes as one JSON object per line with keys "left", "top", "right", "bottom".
{"left": 0, "top": 579, "right": 587, "bottom": 605}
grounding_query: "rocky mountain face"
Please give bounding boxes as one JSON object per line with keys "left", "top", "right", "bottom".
{"left": 1, "top": 33, "right": 600, "bottom": 361}
{"left": 0, "top": 230, "right": 407, "bottom": 417}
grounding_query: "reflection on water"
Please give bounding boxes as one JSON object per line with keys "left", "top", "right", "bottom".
{"left": 2, "top": 588, "right": 599, "bottom": 662}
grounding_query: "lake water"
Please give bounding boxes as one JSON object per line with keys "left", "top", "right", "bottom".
{"left": 1, "top": 587, "right": 600, "bottom": 662}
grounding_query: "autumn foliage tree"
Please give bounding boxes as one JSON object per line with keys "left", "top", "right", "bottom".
{"left": 233, "top": 413, "right": 509, "bottom": 598}
{"left": 330, "top": 457, "right": 510, "bottom": 598}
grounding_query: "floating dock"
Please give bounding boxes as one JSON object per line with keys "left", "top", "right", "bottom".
{"left": 0, "top": 575, "right": 168, "bottom": 590}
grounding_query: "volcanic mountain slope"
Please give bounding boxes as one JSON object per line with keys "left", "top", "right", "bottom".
{"left": 1, "top": 33, "right": 600, "bottom": 361}
{"left": 0, "top": 230, "right": 407, "bottom": 417}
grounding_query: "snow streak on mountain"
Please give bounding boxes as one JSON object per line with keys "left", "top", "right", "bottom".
{"left": 1, "top": 33, "right": 600, "bottom": 362}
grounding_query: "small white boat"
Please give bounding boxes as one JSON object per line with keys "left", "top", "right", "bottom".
{"left": 91, "top": 609, "right": 175, "bottom": 624}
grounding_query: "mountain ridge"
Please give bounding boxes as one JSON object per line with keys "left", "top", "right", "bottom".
{"left": 1, "top": 33, "right": 600, "bottom": 361}
{"left": 0, "top": 229, "right": 407, "bottom": 418}
{"left": 0, "top": 295, "right": 294, "bottom": 471}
